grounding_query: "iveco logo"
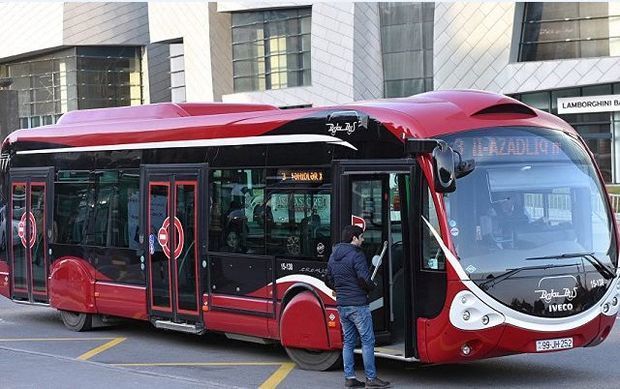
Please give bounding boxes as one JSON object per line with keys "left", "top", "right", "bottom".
{"left": 548, "top": 303, "right": 574, "bottom": 312}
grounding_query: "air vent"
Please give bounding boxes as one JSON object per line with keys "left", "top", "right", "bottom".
{"left": 472, "top": 103, "right": 537, "bottom": 118}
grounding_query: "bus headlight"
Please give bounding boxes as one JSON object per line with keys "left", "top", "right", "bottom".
{"left": 450, "top": 290, "right": 505, "bottom": 330}
{"left": 601, "top": 277, "right": 620, "bottom": 316}
{"left": 603, "top": 303, "right": 610, "bottom": 314}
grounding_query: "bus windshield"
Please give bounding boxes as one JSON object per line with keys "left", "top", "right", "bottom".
{"left": 442, "top": 127, "right": 616, "bottom": 283}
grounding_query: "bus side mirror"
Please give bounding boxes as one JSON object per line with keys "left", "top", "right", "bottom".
{"left": 433, "top": 142, "right": 456, "bottom": 193}
{"left": 453, "top": 150, "right": 475, "bottom": 179}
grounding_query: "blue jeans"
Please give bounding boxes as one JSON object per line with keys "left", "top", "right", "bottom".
{"left": 337, "top": 305, "right": 376, "bottom": 380}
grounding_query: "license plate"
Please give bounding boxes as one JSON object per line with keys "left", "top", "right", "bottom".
{"left": 535, "top": 337, "right": 573, "bottom": 352}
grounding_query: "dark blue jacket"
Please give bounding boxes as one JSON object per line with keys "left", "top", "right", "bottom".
{"left": 325, "top": 243, "right": 375, "bottom": 306}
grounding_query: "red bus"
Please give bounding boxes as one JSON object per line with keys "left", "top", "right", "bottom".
{"left": 0, "top": 90, "right": 617, "bottom": 370}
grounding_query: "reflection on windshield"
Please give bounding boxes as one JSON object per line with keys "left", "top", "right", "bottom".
{"left": 442, "top": 127, "right": 616, "bottom": 282}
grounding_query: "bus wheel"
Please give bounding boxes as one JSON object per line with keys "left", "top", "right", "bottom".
{"left": 59, "top": 310, "right": 93, "bottom": 332}
{"left": 284, "top": 347, "right": 341, "bottom": 371}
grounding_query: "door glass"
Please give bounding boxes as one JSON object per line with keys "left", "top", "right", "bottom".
{"left": 390, "top": 174, "right": 407, "bottom": 337}
{"left": 31, "top": 184, "right": 46, "bottom": 294}
{"left": 351, "top": 178, "right": 387, "bottom": 331}
{"left": 11, "top": 184, "right": 27, "bottom": 292}
{"left": 175, "top": 182, "right": 198, "bottom": 313}
{"left": 149, "top": 183, "right": 171, "bottom": 310}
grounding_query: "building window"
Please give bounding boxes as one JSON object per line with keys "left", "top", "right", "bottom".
{"left": 379, "top": 2, "right": 434, "bottom": 98}
{"left": 232, "top": 7, "right": 311, "bottom": 93}
{"left": 1, "top": 46, "right": 142, "bottom": 129}
{"left": 169, "top": 42, "right": 186, "bottom": 103}
{"left": 519, "top": 2, "right": 620, "bottom": 61}
{"left": 0, "top": 48, "right": 75, "bottom": 129}
{"left": 76, "top": 47, "right": 142, "bottom": 110}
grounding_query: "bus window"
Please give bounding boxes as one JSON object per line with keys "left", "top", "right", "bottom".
{"left": 55, "top": 171, "right": 92, "bottom": 245}
{"left": 209, "top": 169, "right": 266, "bottom": 254}
{"left": 85, "top": 170, "right": 139, "bottom": 248}
{"left": 422, "top": 188, "right": 444, "bottom": 271}
{"left": 266, "top": 190, "right": 331, "bottom": 259}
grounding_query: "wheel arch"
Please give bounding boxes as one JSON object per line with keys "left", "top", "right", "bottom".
{"left": 49, "top": 257, "right": 97, "bottom": 313}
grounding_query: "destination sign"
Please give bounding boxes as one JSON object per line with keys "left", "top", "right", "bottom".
{"left": 451, "top": 136, "right": 563, "bottom": 159}
{"left": 277, "top": 169, "right": 325, "bottom": 183}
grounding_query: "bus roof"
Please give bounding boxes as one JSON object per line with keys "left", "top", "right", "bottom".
{"left": 3, "top": 90, "right": 575, "bottom": 153}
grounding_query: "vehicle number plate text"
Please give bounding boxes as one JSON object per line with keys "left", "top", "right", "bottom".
{"left": 535, "top": 337, "right": 573, "bottom": 352}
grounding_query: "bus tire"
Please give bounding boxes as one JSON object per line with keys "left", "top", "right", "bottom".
{"left": 59, "top": 310, "right": 93, "bottom": 332}
{"left": 284, "top": 346, "right": 341, "bottom": 371}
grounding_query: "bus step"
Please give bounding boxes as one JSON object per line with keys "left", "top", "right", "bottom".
{"left": 154, "top": 320, "right": 205, "bottom": 335}
{"left": 225, "top": 333, "right": 275, "bottom": 345}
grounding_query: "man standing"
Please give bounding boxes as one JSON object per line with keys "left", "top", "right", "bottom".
{"left": 326, "top": 225, "right": 390, "bottom": 388}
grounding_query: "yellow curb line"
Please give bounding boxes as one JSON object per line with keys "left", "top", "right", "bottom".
{"left": 77, "top": 337, "right": 126, "bottom": 361}
{"left": 113, "top": 362, "right": 285, "bottom": 367}
{"left": 0, "top": 337, "right": 116, "bottom": 342}
{"left": 259, "top": 362, "right": 296, "bottom": 389}
{"left": 114, "top": 361, "right": 295, "bottom": 388}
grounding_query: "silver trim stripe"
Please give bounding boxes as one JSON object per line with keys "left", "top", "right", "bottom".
{"left": 16, "top": 134, "right": 358, "bottom": 155}
{"left": 422, "top": 215, "right": 620, "bottom": 332}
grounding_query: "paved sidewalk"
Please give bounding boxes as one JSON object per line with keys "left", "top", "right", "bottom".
{"left": 0, "top": 345, "right": 238, "bottom": 389}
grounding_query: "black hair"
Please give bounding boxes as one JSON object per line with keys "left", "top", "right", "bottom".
{"left": 341, "top": 225, "right": 363, "bottom": 243}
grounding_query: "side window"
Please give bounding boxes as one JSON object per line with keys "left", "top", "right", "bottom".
{"left": 209, "top": 169, "right": 265, "bottom": 254}
{"left": 55, "top": 171, "right": 92, "bottom": 245}
{"left": 266, "top": 190, "right": 331, "bottom": 259}
{"left": 86, "top": 170, "right": 139, "bottom": 248}
{"left": 422, "top": 188, "right": 445, "bottom": 270}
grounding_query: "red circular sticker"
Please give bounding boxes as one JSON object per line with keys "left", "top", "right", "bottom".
{"left": 157, "top": 216, "right": 184, "bottom": 259}
{"left": 17, "top": 212, "right": 37, "bottom": 249}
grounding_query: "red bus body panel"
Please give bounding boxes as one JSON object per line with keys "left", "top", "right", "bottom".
{"left": 417, "top": 277, "right": 614, "bottom": 363}
{"left": 0, "top": 260, "right": 9, "bottom": 298}
{"left": 94, "top": 282, "right": 148, "bottom": 320}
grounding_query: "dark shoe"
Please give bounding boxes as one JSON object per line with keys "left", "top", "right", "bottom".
{"left": 345, "top": 377, "right": 365, "bottom": 387}
{"left": 365, "top": 377, "right": 391, "bottom": 388}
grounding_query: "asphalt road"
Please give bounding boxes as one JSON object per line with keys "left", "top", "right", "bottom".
{"left": 1, "top": 297, "right": 619, "bottom": 388}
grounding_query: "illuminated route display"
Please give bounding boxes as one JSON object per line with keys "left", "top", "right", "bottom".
{"left": 277, "top": 169, "right": 325, "bottom": 183}
{"left": 445, "top": 128, "right": 570, "bottom": 162}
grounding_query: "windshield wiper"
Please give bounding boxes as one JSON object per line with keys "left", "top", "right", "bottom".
{"left": 526, "top": 252, "right": 616, "bottom": 280}
{"left": 478, "top": 263, "right": 578, "bottom": 291}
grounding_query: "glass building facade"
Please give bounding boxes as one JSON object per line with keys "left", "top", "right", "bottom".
{"left": 379, "top": 2, "right": 434, "bottom": 98}
{"left": 519, "top": 2, "right": 620, "bottom": 61}
{"left": 0, "top": 46, "right": 142, "bottom": 128}
{"left": 232, "top": 7, "right": 311, "bottom": 93}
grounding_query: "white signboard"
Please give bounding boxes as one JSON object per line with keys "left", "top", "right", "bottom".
{"left": 557, "top": 94, "right": 620, "bottom": 114}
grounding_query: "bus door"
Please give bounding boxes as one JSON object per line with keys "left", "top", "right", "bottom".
{"left": 142, "top": 164, "right": 207, "bottom": 325}
{"left": 8, "top": 167, "right": 54, "bottom": 304}
{"left": 333, "top": 160, "right": 417, "bottom": 357}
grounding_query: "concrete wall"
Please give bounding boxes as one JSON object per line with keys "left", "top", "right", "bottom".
{"left": 434, "top": 2, "right": 620, "bottom": 94}
{"left": 147, "top": 43, "right": 172, "bottom": 104}
{"left": 149, "top": 2, "right": 217, "bottom": 102}
{"left": 63, "top": 2, "right": 149, "bottom": 46}
{"left": 0, "top": 3, "right": 63, "bottom": 60}
{"left": 353, "top": 2, "right": 383, "bottom": 100}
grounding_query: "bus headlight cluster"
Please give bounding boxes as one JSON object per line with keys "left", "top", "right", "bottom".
{"left": 601, "top": 277, "right": 620, "bottom": 317}
{"left": 450, "top": 290, "right": 505, "bottom": 330}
